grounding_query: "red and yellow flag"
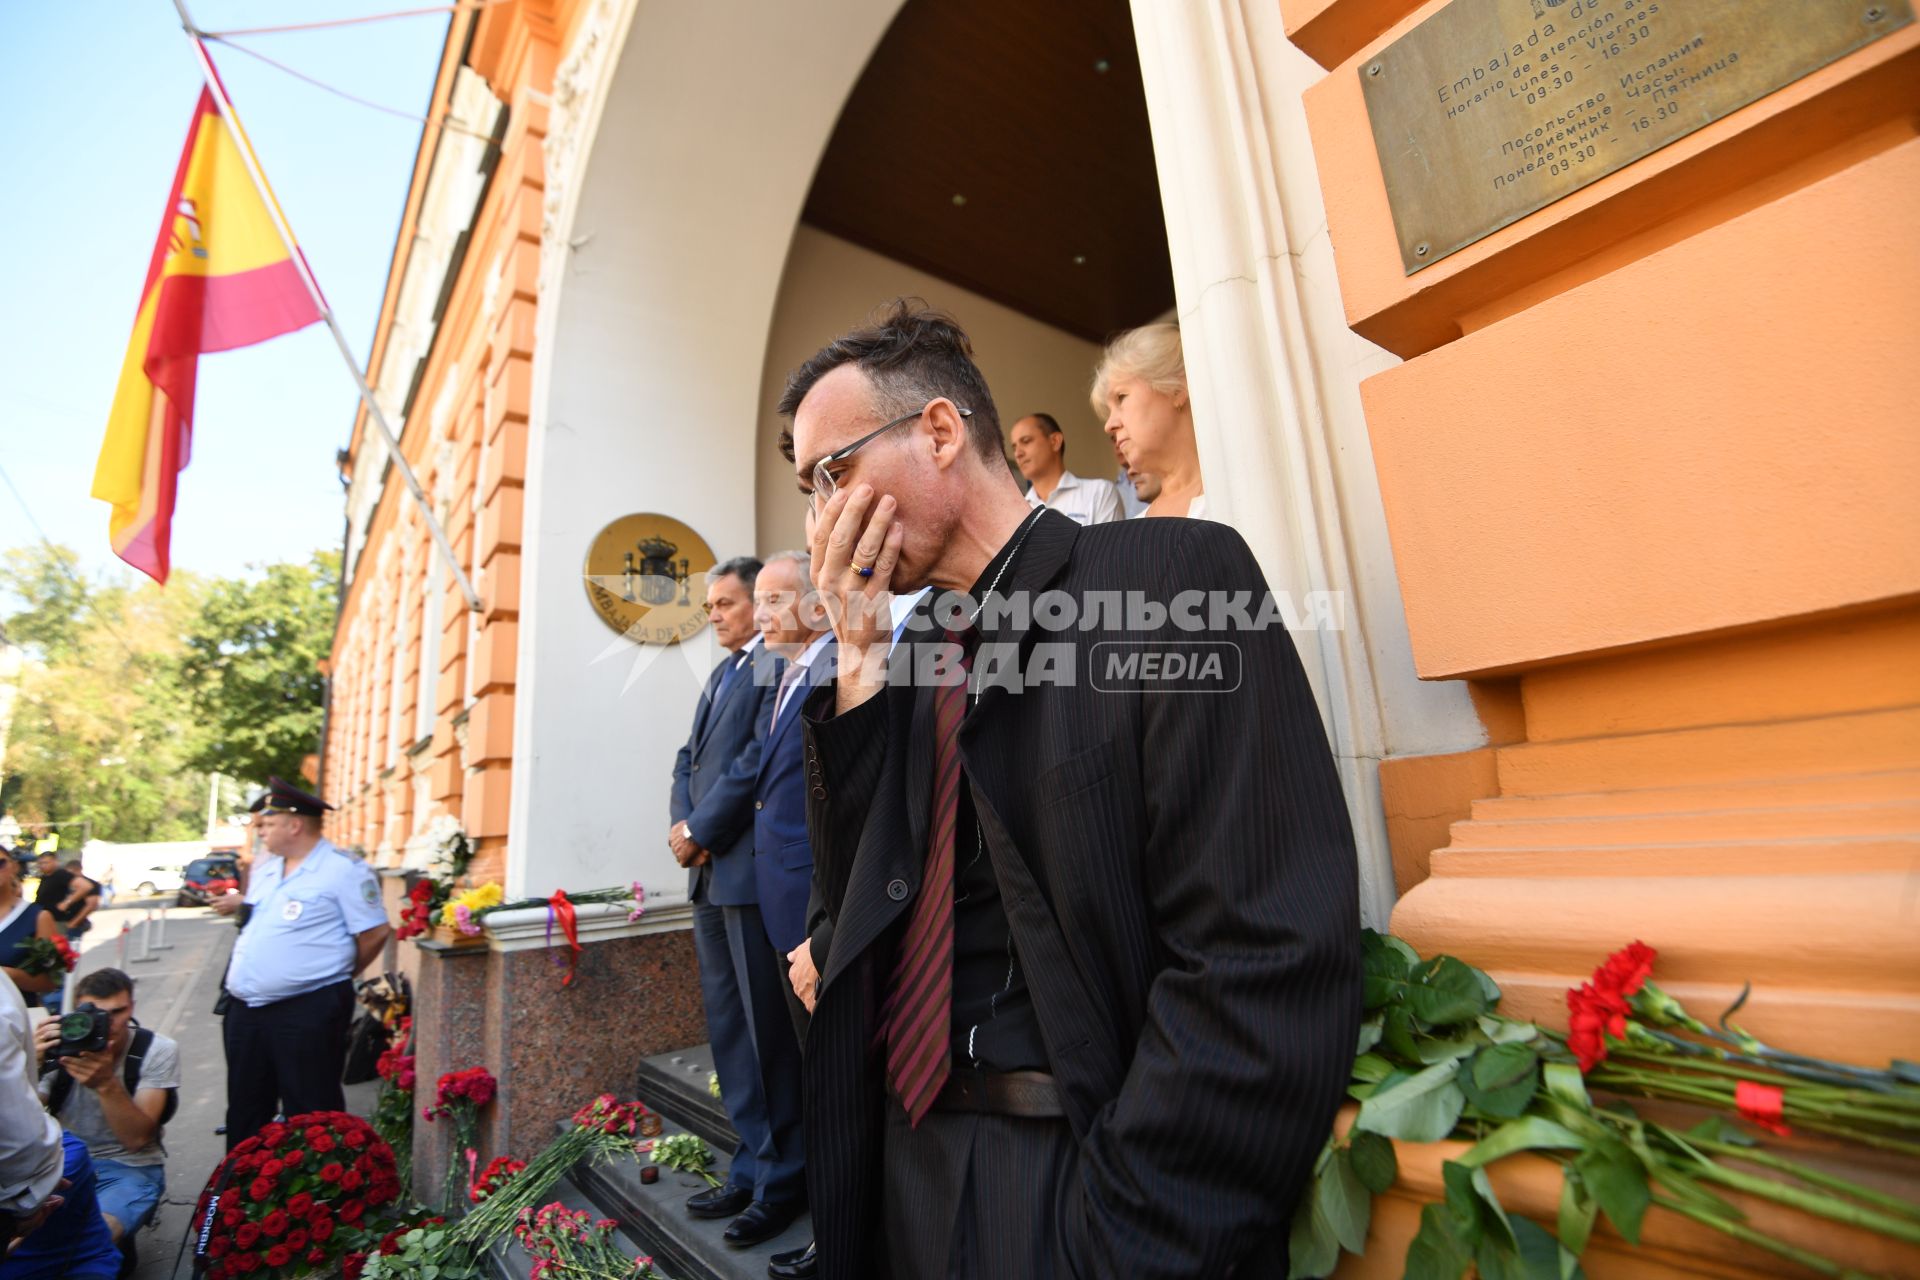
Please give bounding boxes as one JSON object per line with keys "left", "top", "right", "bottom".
{"left": 92, "top": 86, "right": 321, "bottom": 583}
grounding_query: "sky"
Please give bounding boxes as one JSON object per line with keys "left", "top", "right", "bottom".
{"left": 0, "top": 2, "right": 449, "bottom": 585}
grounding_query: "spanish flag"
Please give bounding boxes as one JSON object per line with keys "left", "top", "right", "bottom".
{"left": 92, "top": 86, "right": 321, "bottom": 583}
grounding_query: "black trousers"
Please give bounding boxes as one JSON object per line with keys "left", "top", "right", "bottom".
{"left": 882, "top": 1102, "right": 1080, "bottom": 1279}
{"left": 222, "top": 980, "right": 353, "bottom": 1151}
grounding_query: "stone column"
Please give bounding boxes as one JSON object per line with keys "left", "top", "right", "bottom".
{"left": 1129, "top": 0, "right": 1487, "bottom": 924}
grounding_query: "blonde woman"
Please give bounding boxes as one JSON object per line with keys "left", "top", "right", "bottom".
{"left": 1090, "top": 323, "right": 1206, "bottom": 519}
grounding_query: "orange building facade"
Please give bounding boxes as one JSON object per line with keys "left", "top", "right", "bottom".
{"left": 324, "top": 0, "right": 1917, "bottom": 1268}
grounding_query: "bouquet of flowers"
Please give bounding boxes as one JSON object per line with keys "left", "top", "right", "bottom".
{"left": 470, "top": 1154, "right": 526, "bottom": 1204}
{"left": 394, "top": 880, "right": 437, "bottom": 942}
{"left": 649, "top": 1133, "right": 721, "bottom": 1188}
{"left": 395, "top": 824, "right": 475, "bottom": 941}
{"left": 370, "top": 1018, "right": 416, "bottom": 1189}
{"left": 187, "top": 1111, "right": 418, "bottom": 1280}
{"left": 514, "top": 1202, "right": 661, "bottom": 1279}
{"left": 1289, "top": 933, "right": 1920, "bottom": 1279}
{"left": 422, "top": 1067, "right": 497, "bottom": 1209}
{"left": 365, "top": 1095, "right": 656, "bottom": 1278}
{"left": 437, "top": 881, "right": 504, "bottom": 936}
{"left": 14, "top": 933, "right": 78, "bottom": 978}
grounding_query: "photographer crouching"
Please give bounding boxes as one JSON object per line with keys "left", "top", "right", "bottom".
{"left": 29, "top": 969, "right": 178, "bottom": 1272}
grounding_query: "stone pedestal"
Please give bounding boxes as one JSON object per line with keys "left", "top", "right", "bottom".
{"left": 407, "top": 920, "right": 704, "bottom": 1210}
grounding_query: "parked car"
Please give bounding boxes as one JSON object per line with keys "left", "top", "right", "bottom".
{"left": 124, "top": 864, "right": 185, "bottom": 898}
{"left": 177, "top": 856, "right": 241, "bottom": 907}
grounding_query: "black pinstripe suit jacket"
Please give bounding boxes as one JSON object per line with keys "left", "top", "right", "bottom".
{"left": 801, "top": 510, "right": 1362, "bottom": 1279}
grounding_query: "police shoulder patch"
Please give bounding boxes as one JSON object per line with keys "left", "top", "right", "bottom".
{"left": 360, "top": 876, "right": 378, "bottom": 905}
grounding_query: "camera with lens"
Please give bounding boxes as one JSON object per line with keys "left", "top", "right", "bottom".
{"left": 52, "top": 1003, "right": 112, "bottom": 1059}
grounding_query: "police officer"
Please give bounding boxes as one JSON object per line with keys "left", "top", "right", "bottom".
{"left": 210, "top": 778, "right": 390, "bottom": 1150}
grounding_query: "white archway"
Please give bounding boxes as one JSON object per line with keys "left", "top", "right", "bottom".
{"left": 508, "top": 0, "right": 906, "bottom": 900}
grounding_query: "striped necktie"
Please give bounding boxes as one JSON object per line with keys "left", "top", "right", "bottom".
{"left": 881, "top": 628, "right": 972, "bottom": 1125}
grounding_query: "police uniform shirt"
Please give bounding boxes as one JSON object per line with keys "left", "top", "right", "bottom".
{"left": 226, "top": 841, "right": 386, "bottom": 1005}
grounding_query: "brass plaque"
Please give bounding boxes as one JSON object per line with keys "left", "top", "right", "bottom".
{"left": 1361, "top": 0, "right": 1912, "bottom": 272}
{"left": 581, "top": 514, "right": 717, "bottom": 645}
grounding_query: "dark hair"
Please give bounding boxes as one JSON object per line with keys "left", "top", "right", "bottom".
{"left": 77, "top": 968, "right": 134, "bottom": 1001}
{"left": 1023, "top": 412, "right": 1066, "bottom": 459}
{"left": 776, "top": 298, "right": 1002, "bottom": 465}
{"left": 709, "top": 556, "right": 763, "bottom": 592}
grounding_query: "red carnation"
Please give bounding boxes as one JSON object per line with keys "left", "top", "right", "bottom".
{"left": 1596, "top": 941, "right": 1657, "bottom": 1000}
{"left": 265, "top": 1245, "right": 292, "bottom": 1268}
{"left": 1566, "top": 981, "right": 1631, "bottom": 1072}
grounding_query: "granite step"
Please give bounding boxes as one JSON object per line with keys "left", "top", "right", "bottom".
{"left": 570, "top": 1111, "right": 811, "bottom": 1280}
{"left": 635, "top": 1043, "right": 737, "bottom": 1150}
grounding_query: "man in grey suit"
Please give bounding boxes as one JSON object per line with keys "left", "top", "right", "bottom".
{"left": 669, "top": 557, "right": 807, "bottom": 1245}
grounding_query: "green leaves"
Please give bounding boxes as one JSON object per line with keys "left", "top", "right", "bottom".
{"left": 1348, "top": 1130, "right": 1399, "bottom": 1194}
{"left": 1405, "top": 1201, "right": 1475, "bottom": 1280}
{"left": 1357, "top": 1061, "right": 1467, "bottom": 1143}
{"left": 1286, "top": 1141, "right": 1372, "bottom": 1279}
{"left": 1459, "top": 1116, "right": 1586, "bottom": 1170}
{"left": 1461, "top": 1044, "right": 1541, "bottom": 1118}
{"left": 1575, "top": 1138, "right": 1651, "bottom": 1244}
{"left": 1409, "top": 956, "right": 1495, "bottom": 1025}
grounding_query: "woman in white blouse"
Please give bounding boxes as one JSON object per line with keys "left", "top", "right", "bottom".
{"left": 1089, "top": 323, "right": 1206, "bottom": 519}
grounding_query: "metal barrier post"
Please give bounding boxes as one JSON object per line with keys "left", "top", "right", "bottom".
{"left": 133, "top": 912, "right": 158, "bottom": 963}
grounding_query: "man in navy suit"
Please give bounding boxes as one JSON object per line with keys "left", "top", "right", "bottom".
{"left": 668, "top": 557, "right": 806, "bottom": 1246}
{"left": 750, "top": 551, "right": 837, "bottom": 1040}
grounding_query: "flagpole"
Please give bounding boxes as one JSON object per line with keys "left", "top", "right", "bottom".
{"left": 169, "top": 0, "right": 484, "bottom": 614}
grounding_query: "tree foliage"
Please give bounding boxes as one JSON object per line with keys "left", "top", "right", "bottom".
{"left": 175, "top": 550, "right": 339, "bottom": 786}
{"left": 0, "top": 545, "right": 336, "bottom": 843}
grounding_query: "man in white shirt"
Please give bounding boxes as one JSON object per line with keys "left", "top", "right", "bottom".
{"left": 1010, "top": 413, "right": 1123, "bottom": 526}
{"left": 209, "top": 778, "right": 390, "bottom": 1150}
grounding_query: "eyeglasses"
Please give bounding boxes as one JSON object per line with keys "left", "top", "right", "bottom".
{"left": 808, "top": 404, "right": 972, "bottom": 514}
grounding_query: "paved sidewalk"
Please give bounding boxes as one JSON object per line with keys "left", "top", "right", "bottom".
{"left": 49, "top": 898, "right": 379, "bottom": 1279}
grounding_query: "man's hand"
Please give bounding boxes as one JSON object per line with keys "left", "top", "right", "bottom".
{"left": 809, "top": 483, "right": 904, "bottom": 714}
{"left": 668, "top": 823, "right": 709, "bottom": 869}
{"left": 32, "top": 1019, "right": 59, "bottom": 1055}
{"left": 6, "top": 1181, "right": 68, "bottom": 1253}
{"left": 60, "top": 1047, "right": 116, "bottom": 1091}
{"left": 787, "top": 940, "right": 819, "bottom": 1012}
{"left": 208, "top": 891, "right": 243, "bottom": 917}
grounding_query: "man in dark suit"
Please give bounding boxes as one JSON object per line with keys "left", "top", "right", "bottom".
{"left": 776, "top": 301, "right": 1361, "bottom": 1279}
{"left": 669, "top": 556, "right": 807, "bottom": 1245}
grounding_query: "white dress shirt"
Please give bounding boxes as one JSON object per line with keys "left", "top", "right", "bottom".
{"left": 0, "top": 978, "right": 61, "bottom": 1215}
{"left": 773, "top": 631, "right": 835, "bottom": 728}
{"left": 1024, "top": 469, "right": 1124, "bottom": 525}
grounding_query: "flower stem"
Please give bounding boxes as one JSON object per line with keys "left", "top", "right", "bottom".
{"left": 1682, "top": 1158, "right": 1920, "bottom": 1244}
{"left": 1683, "top": 1136, "right": 1920, "bottom": 1222}
{"left": 1650, "top": 1195, "right": 1851, "bottom": 1277}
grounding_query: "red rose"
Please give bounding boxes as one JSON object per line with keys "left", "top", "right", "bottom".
{"left": 260, "top": 1159, "right": 285, "bottom": 1179}
{"left": 248, "top": 1177, "right": 274, "bottom": 1201}
{"left": 342, "top": 1251, "right": 370, "bottom": 1280}
{"left": 310, "top": 1217, "right": 335, "bottom": 1242}
{"left": 320, "top": 1163, "right": 344, "bottom": 1183}
{"left": 344, "top": 1128, "right": 368, "bottom": 1149}
{"left": 265, "top": 1245, "right": 292, "bottom": 1268}
{"left": 280, "top": 1148, "right": 304, "bottom": 1166}
{"left": 1595, "top": 940, "right": 1657, "bottom": 1000}
{"left": 261, "top": 1210, "right": 289, "bottom": 1237}
{"left": 259, "top": 1125, "right": 285, "bottom": 1148}
{"left": 285, "top": 1228, "right": 308, "bottom": 1251}
{"left": 339, "top": 1198, "right": 366, "bottom": 1224}
{"left": 286, "top": 1193, "right": 313, "bottom": 1217}
{"left": 222, "top": 1204, "right": 246, "bottom": 1227}
{"left": 209, "top": 1236, "right": 232, "bottom": 1258}
{"left": 306, "top": 1246, "right": 328, "bottom": 1266}
{"left": 311, "top": 1133, "right": 336, "bottom": 1154}
{"left": 235, "top": 1223, "right": 262, "bottom": 1250}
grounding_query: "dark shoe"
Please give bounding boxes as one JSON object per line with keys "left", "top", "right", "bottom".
{"left": 688, "top": 1184, "right": 753, "bottom": 1219}
{"left": 768, "top": 1239, "right": 818, "bottom": 1278}
{"left": 725, "top": 1199, "right": 805, "bottom": 1247}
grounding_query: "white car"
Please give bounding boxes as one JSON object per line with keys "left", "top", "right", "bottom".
{"left": 120, "top": 863, "right": 185, "bottom": 898}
